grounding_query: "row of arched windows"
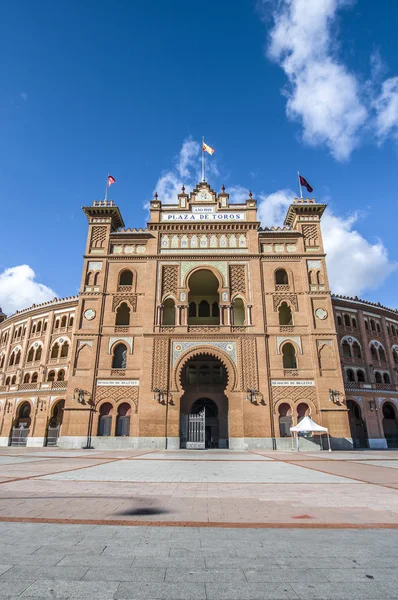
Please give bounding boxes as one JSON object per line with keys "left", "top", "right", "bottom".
{"left": 337, "top": 314, "right": 358, "bottom": 329}
{"left": 50, "top": 341, "right": 70, "bottom": 359}
{"left": 98, "top": 403, "right": 131, "bottom": 437}
{"left": 346, "top": 368, "right": 392, "bottom": 384}
{"left": 387, "top": 324, "right": 398, "bottom": 338}
{"left": 5, "top": 369, "right": 66, "bottom": 385}
{"left": 365, "top": 318, "right": 381, "bottom": 333}
{"left": 87, "top": 269, "right": 134, "bottom": 289}
{"left": 54, "top": 315, "right": 73, "bottom": 330}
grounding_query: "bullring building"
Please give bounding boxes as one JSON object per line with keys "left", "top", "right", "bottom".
{"left": 0, "top": 181, "right": 397, "bottom": 449}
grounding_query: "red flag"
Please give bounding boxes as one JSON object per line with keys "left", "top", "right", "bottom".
{"left": 299, "top": 175, "right": 313, "bottom": 193}
{"left": 107, "top": 175, "right": 116, "bottom": 186}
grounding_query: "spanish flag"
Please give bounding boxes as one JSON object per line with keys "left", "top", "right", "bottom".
{"left": 203, "top": 141, "right": 215, "bottom": 155}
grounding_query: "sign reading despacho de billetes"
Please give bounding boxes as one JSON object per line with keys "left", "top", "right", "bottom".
{"left": 271, "top": 380, "right": 315, "bottom": 387}
{"left": 161, "top": 212, "right": 246, "bottom": 221}
{"left": 97, "top": 380, "right": 139, "bottom": 386}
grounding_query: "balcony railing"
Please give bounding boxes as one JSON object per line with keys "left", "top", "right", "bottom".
{"left": 345, "top": 382, "right": 397, "bottom": 392}
{"left": 0, "top": 381, "right": 67, "bottom": 393}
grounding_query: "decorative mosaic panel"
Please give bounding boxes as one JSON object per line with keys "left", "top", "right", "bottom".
{"left": 162, "top": 265, "right": 178, "bottom": 297}
{"left": 180, "top": 262, "right": 227, "bottom": 286}
{"left": 172, "top": 341, "right": 237, "bottom": 365}
{"left": 90, "top": 226, "right": 107, "bottom": 249}
{"left": 307, "top": 260, "right": 321, "bottom": 270}
{"left": 229, "top": 265, "right": 246, "bottom": 296}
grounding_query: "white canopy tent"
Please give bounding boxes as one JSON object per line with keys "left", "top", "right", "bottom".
{"left": 290, "top": 416, "right": 331, "bottom": 452}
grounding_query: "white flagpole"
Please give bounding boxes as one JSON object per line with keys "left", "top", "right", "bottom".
{"left": 297, "top": 171, "right": 303, "bottom": 199}
{"left": 104, "top": 174, "right": 109, "bottom": 201}
{"left": 202, "top": 137, "right": 205, "bottom": 182}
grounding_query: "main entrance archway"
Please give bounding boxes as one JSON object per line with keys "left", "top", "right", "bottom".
{"left": 179, "top": 354, "right": 229, "bottom": 448}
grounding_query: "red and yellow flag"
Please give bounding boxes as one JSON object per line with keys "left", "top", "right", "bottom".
{"left": 202, "top": 141, "right": 215, "bottom": 155}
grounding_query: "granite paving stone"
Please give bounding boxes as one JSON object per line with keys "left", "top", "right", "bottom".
{"left": 115, "top": 581, "right": 207, "bottom": 599}
{"left": 20, "top": 580, "right": 119, "bottom": 599}
{"left": 82, "top": 567, "right": 166, "bottom": 582}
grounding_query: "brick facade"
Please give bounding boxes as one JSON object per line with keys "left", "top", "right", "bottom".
{"left": 3, "top": 181, "right": 389, "bottom": 450}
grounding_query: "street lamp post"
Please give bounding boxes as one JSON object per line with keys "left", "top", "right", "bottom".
{"left": 153, "top": 388, "right": 173, "bottom": 449}
{"left": 72, "top": 388, "right": 97, "bottom": 449}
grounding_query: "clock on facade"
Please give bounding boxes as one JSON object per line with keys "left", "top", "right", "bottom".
{"left": 196, "top": 190, "right": 212, "bottom": 202}
{"left": 315, "top": 308, "right": 328, "bottom": 320}
{"left": 84, "top": 309, "right": 96, "bottom": 321}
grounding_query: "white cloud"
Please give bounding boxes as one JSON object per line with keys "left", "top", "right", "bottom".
{"left": 0, "top": 265, "right": 57, "bottom": 315}
{"left": 263, "top": 0, "right": 368, "bottom": 161}
{"left": 372, "top": 76, "right": 398, "bottom": 143}
{"left": 20, "top": 92, "right": 28, "bottom": 101}
{"left": 256, "top": 189, "right": 396, "bottom": 295}
{"left": 154, "top": 138, "right": 200, "bottom": 204}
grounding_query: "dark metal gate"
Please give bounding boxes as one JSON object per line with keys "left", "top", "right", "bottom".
{"left": 181, "top": 409, "right": 205, "bottom": 449}
{"left": 46, "top": 425, "right": 61, "bottom": 447}
{"left": 10, "top": 427, "right": 30, "bottom": 447}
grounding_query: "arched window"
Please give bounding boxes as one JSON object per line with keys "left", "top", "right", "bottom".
{"left": 282, "top": 343, "right": 297, "bottom": 369}
{"left": 98, "top": 403, "right": 113, "bottom": 436}
{"left": 57, "top": 370, "right": 65, "bottom": 382}
{"left": 37, "top": 321, "right": 42, "bottom": 333}
{"left": 116, "top": 403, "right": 131, "bottom": 437}
{"left": 93, "top": 272, "right": 99, "bottom": 286}
{"left": 275, "top": 269, "right": 288, "bottom": 285}
{"left": 375, "top": 371, "right": 382, "bottom": 384}
{"left": 115, "top": 303, "right": 130, "bottom": 326}
{"left": 352, "top": 318, "right": 357, "bottom": 329}
{"left": 232, "top": 299, "right": 245, "bottom": 326}
{"left": 60, "top": 342, "right": 69, "bottom": 358}
{"left": 342, "top": 341, "right": 351, "bottom": 358}
{"left": 278, "top": 302, "right": 293, "bottom": 326}
{"left": 379, "top": 347, "right": 386, "bottom": 362}
{"left": 35, "top": 346, "right": 42, "bottom": 361}
{"left": 5, "top": 377, "right": 10, "bottom": 385}
{"left": 370, "top": 345, "right": 378, "bottom": 361}
{"left": 31, "top": 372, "right": 38, "bottom": 383}
{"left": 393, "top": 348, "right": 398, "bottom": 365}
{"left": 9, "top": 352, "right": 15, "bottom": 366}
{"left": 376, "top": 322, "right": 381, "bottom": 333}
{"left": 163, "top": 298, "right": 176, "bottom": 326}
{"left": 187, "top": 269, "right": 220, "bottom": 325}
{"left": 279, "top": 403, "right": 292, "bottom": 437}
{"left": 297, "top": 403, "right": 310, "bottom": 422}
{"left": 0, "top": 354, "right": 4, "bottom": 369}
{"left": 119, "top": 270, "right": 133, "bottom": 286}
{"left": 23, "top": 373, "right": 30, "bottom": 383}
{"left": 344, "top": 314, "right": 350, "bottom": 327}
{"left": 69, "top": 316, "right": 74, "bottom": 327}
{"left": 337, "top": 315, "right": 342, "bottom": 326}
{"left": 55, "top": 319, "right": 60, "bottom": 329}
{"left": 11, "top": 376, "right": 16, "bottom": 384}
{"left": 352, "top": 342, "right": 361, "bottom": 359}
{"left": 112, "top": 343, "right": 127, "bottom": 369}
{"left": 346, "top": 369, "right": 355, "bottom": 382}
{"left": 212, "top": 302, "right": 219, "bottom": 318}
{"left": 51, "top": 343, "right": 59, "bottom": 359}
{"left": 85, "top": 272, "right": 93, "bottom": 286}
{"left": 365, "top": 320, "right": 369, "bottom": 330}
{"left": 189, "top": 302, "right": 196, "bottom": 318}
{"left": 370, "top": 319, "right": 376, "bottom": 331}
{"left": 357, "top": 370, "right": 366, "bottom": 382}
{"left": 47, "top": 370, "right": 56, "bottom": 382}
{"left": 316, "top": 271, "right": 323, "bottom": 285}
{"left": 43, "top": 321, "right": 47, "bottom": 332}
{"left": 383, "top": 373, "right": 391, "bottom": 384}
{"left": 31, "top": 324, "right": 36, "bottom": 334}
{"left": 61, "top": 316, "right": 67, "bottom": 328}
{"left": 15, "top": 350, "right": 21, "bottom": 365}
{"left": 198, "top": 300, "right": 210, "bottom": 318}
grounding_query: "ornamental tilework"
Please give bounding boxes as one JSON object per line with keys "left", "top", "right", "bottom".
{"left": 180, "top": 261, "right": 227, "bottom": 286}
{"left": 172, "top": 341, "right": 237, "bottom": 365}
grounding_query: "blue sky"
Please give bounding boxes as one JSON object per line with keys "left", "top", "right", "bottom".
{"left": 0, "top": 0, "right": 397, "bottom": 314}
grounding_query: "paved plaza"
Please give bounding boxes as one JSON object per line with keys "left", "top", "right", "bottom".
{"left": 0, "top": 448, "right": 397, "bottom": 598}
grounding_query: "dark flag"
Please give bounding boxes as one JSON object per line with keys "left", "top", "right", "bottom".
{"left": 299, "top": 175, "right": 313, "bottom": 193}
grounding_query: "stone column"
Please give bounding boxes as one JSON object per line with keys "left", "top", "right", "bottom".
{"left": 247, "top": 304, "right": 253, "bottom": 326}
